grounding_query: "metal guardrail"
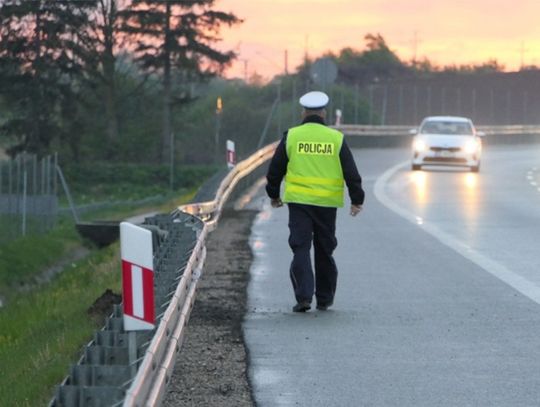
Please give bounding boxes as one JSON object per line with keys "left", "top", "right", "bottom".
{"left": 125, "top": 142, "right": 278, "bottom": 406}
{"left": 335, "top": 124, "right": 412, "bottom": 136}
{"left": 179, "top": 141, "right": 278, "bottom": 230}
{"left": 50, "top": 212, "right": 205, "bottom": 406}
{"left": 335, "top": 124, "right": 540, "bottom": 136}
{"left": 477, "top": 125, "right": 540, "bottom": 135}
{"left": 50, "top": 141, "right": 278, "bottom": 407}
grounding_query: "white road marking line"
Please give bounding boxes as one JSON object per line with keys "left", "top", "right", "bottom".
{"left": 527, "top": 167, "right": 539, "bottom": 189}
{"left": 374, "top": 161, "right": 540, "bottom": 305}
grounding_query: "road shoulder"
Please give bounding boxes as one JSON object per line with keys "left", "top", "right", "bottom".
{"left": 163, "top": 208, "right": 256, "bottom": 406}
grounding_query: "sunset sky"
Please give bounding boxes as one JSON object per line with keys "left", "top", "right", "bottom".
{"left": 216, "top": 0, "right": 540, "bottom": 80}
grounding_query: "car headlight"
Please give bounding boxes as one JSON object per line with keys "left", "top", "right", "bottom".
{"left": 413, "top": 139, "right": 427, "bottom": 152}
{"left": 464, "top": 140, "right": 479, "bottom": 154}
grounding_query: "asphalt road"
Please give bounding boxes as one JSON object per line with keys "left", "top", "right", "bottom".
{"left": 244, "top": 145, "right": 540, "bottom": 406}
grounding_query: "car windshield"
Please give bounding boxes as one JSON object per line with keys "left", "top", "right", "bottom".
{"left": 420, "top": 121, "right": 473, "bottom": 135}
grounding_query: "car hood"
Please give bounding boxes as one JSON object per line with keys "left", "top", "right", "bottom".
{"left": 417, "top": 134, "right": 475, "bottom": 147}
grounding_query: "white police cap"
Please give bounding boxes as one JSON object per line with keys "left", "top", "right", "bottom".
{"left": 299, "top": 91, "right": 329, "bottom": 110}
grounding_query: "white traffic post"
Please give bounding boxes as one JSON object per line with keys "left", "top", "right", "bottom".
{"left": 335, "top": 109, "right": 342, "bottom": 126}
{"left": 226, "top": 140, "right": 236, "bottom": 169}
{"left": 120, "top": 222, "right": 155, "bottom": 331}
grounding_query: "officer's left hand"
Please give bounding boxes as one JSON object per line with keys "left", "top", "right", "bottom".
{"left": 350, "top": 204, "right": 362, "bottom": 217}
{"left": 271, "top": 198, "right": 283, "bottom": 208}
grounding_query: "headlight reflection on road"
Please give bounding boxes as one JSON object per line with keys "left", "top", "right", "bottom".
{"left": 410, "top": 170, "right": 428, "bottom": 205}
{"left": 462, "top": 172, "right": 479, "bottom": 236}
{"left": 408, "top": 169, "right": 480, "bottom": 238}
{"left": 464, "top": 173, "right": 478, "bottom": 189}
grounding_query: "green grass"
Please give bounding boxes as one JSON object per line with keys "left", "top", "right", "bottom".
{"left": 0, "top": 215, "right": 56, "bottom": 245}
{"left": 78, "top": 188, "right": 196, "bottom": 222}
{"left": 61, "top": 163, "right": 217, "bottom": 205}
{"left": 0, "top": 245, "right": 121, "bottom": 406}
{"left": 0, "top": 189, "right": 197, "bottom": 405}
{"left": 0, "top": 220, "right": 80, "bottom": 293}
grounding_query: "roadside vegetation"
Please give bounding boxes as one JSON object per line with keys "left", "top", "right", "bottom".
{"left": 61, "top": 162, "right": 217, "bottom": 206}
{"left": 0, "top": 189, "right": 196, "bottom": 406}
{"left": 0, "top": 243, "right": 121, "bottom": 406}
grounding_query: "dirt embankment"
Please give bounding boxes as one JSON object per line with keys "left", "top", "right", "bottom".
{"left": 162, "top": 208, "right": 257, "bottom": 406}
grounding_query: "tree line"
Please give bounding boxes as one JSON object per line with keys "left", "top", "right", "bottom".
{"left": 0, "top": 0, "right": 240, "bottom": 162}
{"left": 297, "top": 33, "right": 509, "bottom": 88}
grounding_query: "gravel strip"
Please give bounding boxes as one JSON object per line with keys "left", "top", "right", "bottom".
{"left": 162, "top": 208, "right": 257, "bottom": 407}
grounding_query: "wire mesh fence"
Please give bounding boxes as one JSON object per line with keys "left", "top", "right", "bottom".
{"left": 360, "top": 83, "right": 540, "bottom": 126}
{"left": 0, "top": 153, "right": 58, "bottom": 243}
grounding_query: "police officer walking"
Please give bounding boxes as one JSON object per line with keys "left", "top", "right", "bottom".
{"left": 266, "top": 91, "right": 365, "bottom": 312}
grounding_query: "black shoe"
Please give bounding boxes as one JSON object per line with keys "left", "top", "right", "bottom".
{"left": 292, "top": 301, "right": 311, "bottom": 312}
{"left": 316, "top": 301, "right": 333, "bottom": 311}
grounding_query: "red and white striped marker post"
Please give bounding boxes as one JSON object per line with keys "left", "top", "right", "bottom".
{"left": 226, "top": 140, "right": 236, "bottom": 169}
{"left": 120, "top": 222, "right": 155, "bottom": 331}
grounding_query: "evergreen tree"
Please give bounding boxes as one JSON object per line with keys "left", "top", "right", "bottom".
{"left": 120, "top": 0, "right": 241, "bottom": 162}
{"left": 81, "top": 0, "right": 125, "bottom": 147}
{"left": 0, "top": 0, "right": 96, "bottom": 157}
{"left": 89, "top": 0, "right": 120, "bottom": 143}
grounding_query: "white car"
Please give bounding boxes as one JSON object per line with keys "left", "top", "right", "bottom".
{"left": 411, "top": 116, "right": 483, "bottom": 172}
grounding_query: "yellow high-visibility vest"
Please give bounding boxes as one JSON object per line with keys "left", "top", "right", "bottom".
{"left": 283, "top": 123, "right": 344, "bottom": 207}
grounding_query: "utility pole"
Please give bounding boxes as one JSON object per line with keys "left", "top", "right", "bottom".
{"left": 277, "top": 81, "right": 282, "bottom": 136}
{"left": 368, "top": 85, "right": 374, "bottom": 125}
{"left": 215, "top": 96, "right": 223, "bottom": 162}
{"left": 381, "top": 86, "right": 388, "bottom": 125}
{"left": 304, "top": 34, "right": 310, "bottom": 92}
{"left": 411, "top": 31, "right": 421, "bottom": 66}
{"left": 520, "top": 41, "right": 528, "bottom": 69}
{"left": 398, "top": 85, "right": 403, "bottom": 124}
{"left": 426, "top": 86, "right": 432, "bottom": 117}
{"left": 284, "top": 49, "right": 288, "bottom": 75}
{"left": 169, "top": 132, "right": 174, "bottom": 190}
{"left": 292, "top": 79, "right": 297, "bottom": 126}
{"left": 354, "top": 83, "right": 359, "bottom": 124}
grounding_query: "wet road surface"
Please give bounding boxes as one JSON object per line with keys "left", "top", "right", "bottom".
{"left": 245, "top": 145, "right": 540, "bottom": 406}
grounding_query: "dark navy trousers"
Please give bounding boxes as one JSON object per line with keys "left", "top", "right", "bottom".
{"left": 287, "top": 203, "right": 338, "bottom": 305}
